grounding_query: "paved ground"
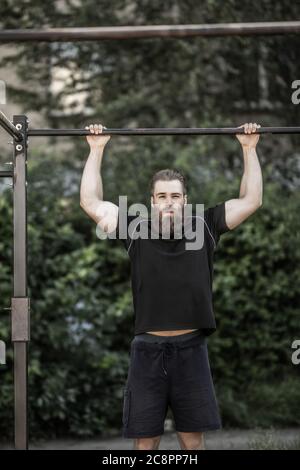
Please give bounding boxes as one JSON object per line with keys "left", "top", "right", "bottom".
{"left": 1, "top": 428, "right": 299, "bottom": 450}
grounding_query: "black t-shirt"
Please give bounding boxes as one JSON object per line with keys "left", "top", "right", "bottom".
{"left": 115, "top": 202, "right": 230, "bottom": 336}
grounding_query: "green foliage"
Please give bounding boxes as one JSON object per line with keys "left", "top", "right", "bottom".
{"left": 1, "top": 155, "right": 135, "bottom": 439}
{"left": 1, "top": 150, "right": 299, "bottom": 439}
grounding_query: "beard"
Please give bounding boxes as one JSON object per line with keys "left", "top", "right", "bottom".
{"left": 157, "top": 208, "right": 184, "bottom": 238}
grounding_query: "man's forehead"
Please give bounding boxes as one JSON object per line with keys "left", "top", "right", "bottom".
{"left": 153, "top": 180, "right": 183, "bottom": 193}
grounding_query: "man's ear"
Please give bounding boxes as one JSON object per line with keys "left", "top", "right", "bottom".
{"left": 151, "top": 195, "right": 154, "bottom": 207}
{"left": 184, "top": 194, "right": 187, "bottom": 205}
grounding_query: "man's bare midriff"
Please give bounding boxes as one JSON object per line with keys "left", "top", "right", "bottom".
{"left": 146, "top": 329, "right": 198, "bottom": 336}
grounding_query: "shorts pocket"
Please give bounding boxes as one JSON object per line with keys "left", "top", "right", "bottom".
{"left": 122, "top": 388, "right": 131, "bottom": 427}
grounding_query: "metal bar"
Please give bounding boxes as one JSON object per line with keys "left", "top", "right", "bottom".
{"left": 0, "top": 111, "right": 23, "bottom": 142}
{"left": 12, "top": 115, "right": 29, "bottom": 450}
{"left": 14, "top": 343, "right": 28, "bottom": 449}
{"left": 27, "top": 126, "right": 300, "bottom": 137}
{"left": 0, "top": 170, "right": 13, "bottom": 177}
{"left": 0, "top": 22, "right": 300, "bottom": 42}
{"left": 11, "top": 298, "right": 30, "bottom": 342}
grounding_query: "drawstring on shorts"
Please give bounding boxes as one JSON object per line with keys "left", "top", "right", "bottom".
{"left": 161, "top": 342, "right": 175, "bottom": 376}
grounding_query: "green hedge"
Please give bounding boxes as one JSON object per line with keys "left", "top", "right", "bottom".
{"left": 0, "top": 153, "right": 299, "bottom": 439}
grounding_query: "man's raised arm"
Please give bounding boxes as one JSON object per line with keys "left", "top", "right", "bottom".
{"left": 80, "top": 123, "right": 118, "bottom": 233}
{"left": 225, "top": 122, "right": 263, "bottom": 231}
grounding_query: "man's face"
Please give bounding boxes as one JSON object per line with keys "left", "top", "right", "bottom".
{"left": 151, "top": 179, "right": 187, "bottom": 231}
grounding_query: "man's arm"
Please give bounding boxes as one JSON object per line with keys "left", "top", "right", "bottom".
{"left": 225, "top": 122, "right": 263, "bottom": 231}
{"left": 80, "top": 123, "right": 118, "bottom": 233}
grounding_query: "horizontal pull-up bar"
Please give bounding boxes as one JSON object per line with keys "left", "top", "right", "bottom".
{"left": 0, "top": 111, "right": 23, "bottom": 142}
{"left": 1, "top": 111, "right": 300, "bottom": 139}
{"left": 0, "top": 22, "right": 300, "bottom": 42}
{"left": 27, "top": 127, "right": 300, "bottom": 137}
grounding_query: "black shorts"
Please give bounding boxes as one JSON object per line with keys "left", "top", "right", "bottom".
{"left": 122, "top": 330, "right": 222, "bottom": 438}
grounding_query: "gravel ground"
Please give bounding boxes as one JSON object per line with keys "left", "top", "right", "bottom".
{"left": 1, "top": 428, "right": 299, "bottom": 450}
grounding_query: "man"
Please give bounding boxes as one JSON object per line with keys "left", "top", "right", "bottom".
{"left": 80, "top": 122, "right": 263, "bottom": 450}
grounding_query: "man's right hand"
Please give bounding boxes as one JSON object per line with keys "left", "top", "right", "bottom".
{"left": 85, "top": 123, "right": 111, "bottom": 149}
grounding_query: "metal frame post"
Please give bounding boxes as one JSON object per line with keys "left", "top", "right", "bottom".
{"left": 12, "top": 115, "right": 29, "bottom": 450}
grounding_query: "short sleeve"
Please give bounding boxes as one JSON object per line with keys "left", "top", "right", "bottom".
{"left": 204, "top": 202, "right": 230, "bottom": 247}
{"left": 115, "top": 211, "right": 141, "bottom": 254}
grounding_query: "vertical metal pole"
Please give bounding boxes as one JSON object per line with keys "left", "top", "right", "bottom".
{"left": 12, "top": 115, "right": 29, "bottom": 450}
